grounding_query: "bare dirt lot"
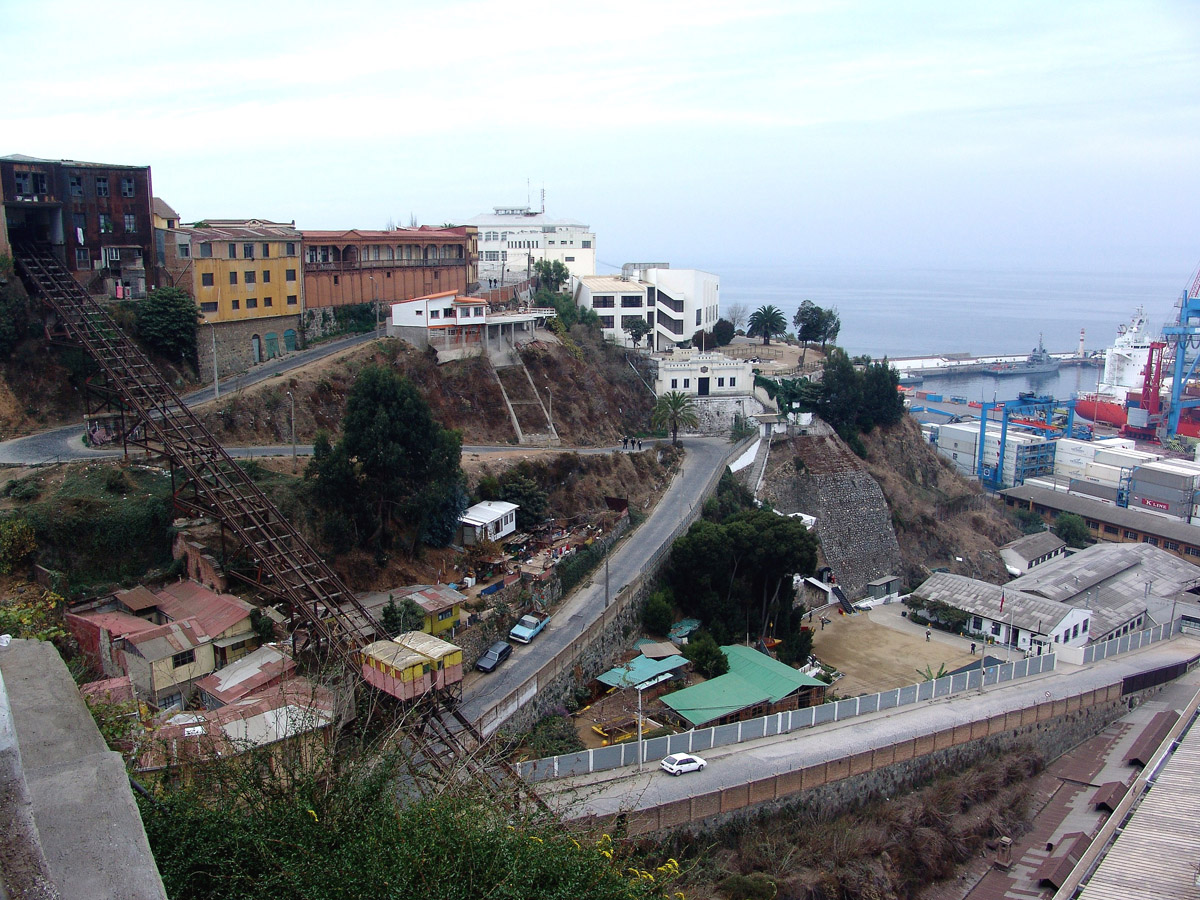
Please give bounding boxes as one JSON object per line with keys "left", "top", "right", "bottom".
{"left": 812, "top": 606, "right": 976, "bottom": 696}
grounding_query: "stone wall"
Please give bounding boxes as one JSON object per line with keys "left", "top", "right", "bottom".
{"left": 680, "top": 396, "right": 765, "bottom": 436}
{"left": 197, "top": 314, "right": 302, "bottom": 384}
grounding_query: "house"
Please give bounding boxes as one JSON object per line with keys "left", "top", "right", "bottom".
{"left": 652, "top": 349, "right": 753, "bottom": 398}
{"left": 459, "top": 501, "right": 520, "bottom": 546}
{"left": 347, "top": 584, "right": 468, "bottom": 640}
{"left": 464, "top": 206, "right": 595, "bottom": 285}
{"left": 571, "top": 264, "right": 720, "bottom": 351}
{"left": 1006, "top": 542, "right": 1200, "bottom": 640}
{"left": 121, "top": 617, "right": 216, "bottom": 709}
{"left": 112, "top": 581, "right": 258, "bottom": 668}
{"left": 388, "top": 290, "right": 556, "bottom": 355}
{"left": 662, "top": 645, "right": 826, "bottom": 729}
{"left": 1000, "top": 531, "right": 1068, "bottom": 576}
{"left": 194, "top": 645, "right": 296, "bottom": 708}
{"left": 181, "top": 219, "right": 305, "bottom": 375}
{"left": 301, "top": 226, "right": 478, "bottom": 311}
{"left": 359, "top": 631, "right": 463, "bottom": 702}
{"left": 0, "top": 153, "right": 156, "bottom": 297}
{"left": 910, "top": 572, "right": 1090, "bottom": 655}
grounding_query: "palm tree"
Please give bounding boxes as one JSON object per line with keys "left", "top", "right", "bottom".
{"left": 748, "top": 304, "right": 786, "bottom": 346}
{"left": 651, "top": 391, "right": 699, "bottom": 446}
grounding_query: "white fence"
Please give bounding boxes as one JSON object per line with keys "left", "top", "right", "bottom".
{"left": 517, "top": 653, "right": 1057, "bottom": 782}
{"left": 1054, "top": 620, "right": 1178, "bottom": 665}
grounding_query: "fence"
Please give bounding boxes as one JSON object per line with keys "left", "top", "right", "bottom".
{"left": 473, "top": 436, "right": 757, "bottom": 736}
{"left": 1054, "top": 620, "right": 1177, "bottom": 666}
{"left": 517, "top": 652, "right": 1057, "bottom": 781}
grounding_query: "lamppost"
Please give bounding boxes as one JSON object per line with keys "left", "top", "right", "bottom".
{"left": 208, "top": 321, "right": 220, "bottom": 399}
{"left": 286, "top": 391, "right": 295, "bottom": 472}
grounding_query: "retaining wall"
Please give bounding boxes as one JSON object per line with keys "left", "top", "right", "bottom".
{"left": 588, "top": 681, "right": 1129, "bottom": 836}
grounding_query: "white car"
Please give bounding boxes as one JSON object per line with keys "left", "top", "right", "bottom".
{"left": 660, "top": 753, "right": 707, "bottom": 776}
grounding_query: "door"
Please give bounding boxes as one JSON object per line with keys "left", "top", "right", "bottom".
{"left": 698, "top": 377, "right": 710, "bottom": 396}
{"left": 251, "top": 335, "right": 261, "bottom": 364}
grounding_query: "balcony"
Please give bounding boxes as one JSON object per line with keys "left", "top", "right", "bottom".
{"left": 304, "top": 257, "right": 467, "bottom": 273}
{"left": 658, "top": 312, "right": 684, "bottom": 335}
{"left": 656, "top": 294, "right": 685, "bottom": 313}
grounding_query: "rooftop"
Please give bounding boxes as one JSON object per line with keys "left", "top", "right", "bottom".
{"left": 125, "top": 617, "right": 210, "bottom": 660}
{"left": 153, "top": 581, "right": 254, "bottom": 639}
{"left": 597, "top": 654, "right": 689, "bottom": 689}
{"left": 183, "top": 221, "right": 300, "bottom": 241}
{"left": 301, "top": 226, "right": 468, "bottom": 243}
{"left": 0, "top": 153, "right": 148, "bottom": 170}
{"left": 1003, "top": 530, "right": 1067, "bottom": 559}
{"left": 912, "top": 572, "right": 1078, "bottom": 635}
{"left": 1008, "top": 542, "right": 1200, "bottom": 605}
{"left": 461, "top": 500, "right": 519, "bottom": 527}
{"left": 1001, "top": 484, "right": 1200, "bottom": 545}
{"left": 193, "top": 645, "right": 294, "bottom": 705}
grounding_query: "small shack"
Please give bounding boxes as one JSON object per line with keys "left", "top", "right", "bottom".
{"left": 459, "top": 501, "right": 520, "bottom": 546}
{"left": 359, "top": 631, "right": 463, "bottom": 701}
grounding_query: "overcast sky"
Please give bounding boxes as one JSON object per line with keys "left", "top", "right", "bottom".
{"left": 5, "top": 1, "right": 1199, "bottom": 276}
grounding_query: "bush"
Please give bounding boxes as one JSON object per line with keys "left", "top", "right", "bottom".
{"left": 643, "top": 590, "right": 674, "bottom": 637}
{"left": 0, "top": 517, "right": 36, "bottom": 574}
{"left": 683, "top": 631, "right": 729, "bottom": 679}
{"left": 718, "top": 873, "right": 777, "bottom": 900}
{"left": 137, "top": 287, "right": 200, "bottom": 367}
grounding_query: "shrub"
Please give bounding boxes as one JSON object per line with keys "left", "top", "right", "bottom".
{"left": 0, "top": 517, "right": 36, "bottom": 574}
{"left": 718, "top": 873, "right": 777, "bottom": 900}
{"left": 643, "top": 590, "right": 674, "bottom": 637}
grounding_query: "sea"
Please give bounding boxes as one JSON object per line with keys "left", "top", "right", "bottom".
{"left": 718, "top": 261, "right": 1191, "bottom": 404}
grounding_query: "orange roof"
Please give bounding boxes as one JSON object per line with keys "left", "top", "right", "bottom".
{"left": 74, "top": 611, "right": 157, "bottom": 638}
{"left": 154, "top": 581, "right": 253, "bottom": 638}
{"left": 301, "top": 227, "right": 467, "bottom": 243}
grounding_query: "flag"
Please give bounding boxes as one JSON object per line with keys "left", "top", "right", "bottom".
{"left": 999, "top": 591, "right": 1005, "bottom": 613}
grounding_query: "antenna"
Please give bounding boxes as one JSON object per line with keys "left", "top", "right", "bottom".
{"left": 526, "top": 178, "right": 530, "bottom": 208}
{"left": 541, "top": 185, "right": 545, "bottom": 214}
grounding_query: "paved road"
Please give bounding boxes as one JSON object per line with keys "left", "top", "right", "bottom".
{"left": 0, "top": 330, "right": 386, "bottom": 466}
{"left": 459, "top": 436, "right": 736, "bottom": 730}
{"left": 545, "top": 636, "right": 1200, "bottom": 819}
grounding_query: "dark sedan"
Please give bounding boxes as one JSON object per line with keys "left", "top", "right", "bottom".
{"left": 475, "top": 641, "right": 513, "bottom": 673}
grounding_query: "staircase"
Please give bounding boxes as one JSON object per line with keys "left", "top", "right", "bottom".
{"left": 13, "top": 243, "right": 380, "bottom": 663}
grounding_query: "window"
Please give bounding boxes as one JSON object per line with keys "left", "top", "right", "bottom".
{"left": 179, "top": 244, "right": 190, "bottom": 258}
{"left": 124, "top": 213, "right": 137, "bottom": 233}
{"left": 75, "top": 248, "right": 90, "bottom": 267}
{"left": 415, "top": 309, "right": 423, "bottom": 316}
{"left": 437, "top": 608, "right": 455, "bottom": 621}
{"left": 286, "top": 242, "right": 296, "bottom": 256}
{"left": 287, "top": 294, "right": 297, "bottom": 306}
{"left": 286, "top": 268, "right": 296, "bottom": 281}
{"left": 430, "top": 310, "right": 440, "bottom": 319}
{"left": 201, "top": 273, "right": 214, "bottom": 287}
{"left": 683, "top": 379, "right": 690, "bottom": 389}
{"left": 1186, "top": 547, "right": 1200, "bottom": 557}
{"left": 1165, "top": 541, "right": 1180, "bottom": 551}
{"left": 73, "top": 212, "right": 86, "bottom": 232}
{"left": 246, "top": 297, "right": 258, "bottom": 309}
{"left": 1072, "top": 623, "right": 1079, "bottom": 638}
{"left": 717, "top": 377, "right": 725, "bottom": 387}
{"left": 262, "top": 269, "right": 270, "bottom": 283}
{"left": 229, "top": 272, "right": 238, "bottom": 285}
{"left": 244, "top": 271, "right": 256, "bottom": 285}
{"left": 333, "top": 276, "right": 338, "bottom": 285}
{"left": 972, "top": 616, "right": 983, "bottom": 631}
{"left": 243, "top": 243, "right": 255, "bottom": 259}
{"left": 228, "top": 243, "right": 237, "bottom": 259}
{"left": 474, "top": 307, "right": 483, "bottom": 317}
{"left": 582, "top": 240, "right": 592, "bottom": 248}
{"left": 99, "top": 213, "right": 113, "bottom": 233}
{"left": 121, "top": 177, "right": 135, "bottom": 198}
{"left": 199, "top": 243, "right": 213, "bottom": 258}
{"left": 1086, "top": 519, "right": 1099, "bottom": 530}
{"left": 991, "top": 622, "right": 1001, "bottom": 636}
{"left": 95, "top": 176, "right": 109, "bottom": 197}
{"left": 599, "top": 316, "right": 614, "bottom": 329}
{"left": 729, "top": 377, "right": 736, "bottom": 387}
{"left": 696, "top": 310, "right": 702, "bottom": 326}
{"left": 13, "top": 172, "right": 31, "bottom": 195}
{"left": 200, "top": 301, "right": 218, "bottom": 313}
{"left": 69, "top": 175, "right": 83, "bottom": 197}
{"left": 1062, "top": 630, "right": 1070, "bottom": 643}
{"left": 593, "top": 295, "right": 615, "bottom": 308}
{"left": 565, "top": 256, "right": 575, "bottom": 262}
{"left": 1144, "top": 536, "right": 1159, "bottom": 547}
{"left": 671, "top": 378, "right": 678, "bottom": 389}
{"left": 1082, "top": 619, "right": 1088, "bottom": 632}
{"left": 231, "top": 299, "right": 240, "bottom": 310}
{"left": 264, "top": 296, "right": 273, "bottom": 307}
{"left": 172, "top": 649, "right": 195, "bottom": 668}
{"left": 1103, "top": 524, "right": 1119, "bottom": 535}
{"left": 443, "top": 307, "right": 454, "bottom": 318}
{"left": 1123, "top": 530, "right": 1138, "bottom": 540}
{"left": 484, "top": 251, "right": 500, "bottom": 261}
{"left": 621, "top": 296, "right": 642, "bottom": 307}
{"left": 262, "top": 243, "right": 270, "bottom": 258}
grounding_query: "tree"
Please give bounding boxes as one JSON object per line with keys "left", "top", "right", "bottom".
{"left": 819, "top": 306, "right": 841, "bottom": 351}
{"left": 817, "top": 349, "right": 863, "bottom": 433}
{"left": 747, "top": 304, "right": 786, "bottom": 346}
{"left": 0, "top": 275, "right": 28, "bottom": 358}
{"left": 651, "top": 391, "right": 699, "bottom": 445}
{"left": 643, "top": 590, "right": 675, "bottom": 637}
{"left": 533, "top": 259, "right": 570, "bottom": 292}
{"left": 857, "top": 360, "right": 905, "bottom": 431}
{"left": 726, "top": 303, "right": 748, "bottom": 332}
{"left": 381, "top": 595, "right": 425, "bottom": 636}
{"left": 793, "top": 300, "right": 824, "bottom": 367}
{"left": 307, "top": 366, "right": 463, "bottom": 556}
{"left": 711, "top": 318, "right": 735, "bottom": 347}
{"left": 137, "top": 287, "right": 200, "bottom": 366}
{"left": 1054, "top": 513, "right": 1091, "bottom": 548}
{"left": 683, "top": 631, "right": 729, "bottom": 679}
{"left": 489, "top": 466, "right": 548, "bottom": 529}
{"left": 624, "top": 316, "right": 652, "bottom": 347}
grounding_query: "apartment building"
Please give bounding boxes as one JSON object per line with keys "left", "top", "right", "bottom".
{"left": 572, "top": 263, "right": 720, "bottom": 351}
{"left": 464, "top": 206, "right": 595, "bottom": 284}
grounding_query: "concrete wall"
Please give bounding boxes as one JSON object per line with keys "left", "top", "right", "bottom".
{"left": 677, "top": 396, "right": 766, "bottom": 436}
{"left": 197, "top": 314, "right": 302, "bottom": 384}
{"left": 586, "top": 681, "right": 1129, "bottom": 836}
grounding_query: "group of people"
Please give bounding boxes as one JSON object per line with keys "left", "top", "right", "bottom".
{"left": 621, "top": 436, "right": 643, "bottom": 451}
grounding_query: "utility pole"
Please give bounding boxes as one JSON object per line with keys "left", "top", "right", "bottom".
{"left": 287, "top": 391, "right": 296, "bottom": 472}
{"left": 209, "top": 321, "right": 220, "bottom": 399}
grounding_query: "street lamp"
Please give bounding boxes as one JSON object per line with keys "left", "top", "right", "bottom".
{"left": 286, "top": 391, "right": 295, "bottom": 472}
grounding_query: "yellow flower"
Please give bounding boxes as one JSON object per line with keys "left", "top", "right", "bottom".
{"left": 306, "top": 809, "right": 319, "bottom": 822}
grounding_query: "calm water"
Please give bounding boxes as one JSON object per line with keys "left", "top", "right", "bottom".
{"left": 718, "top": 262, "right": 1188, "bottom": 360}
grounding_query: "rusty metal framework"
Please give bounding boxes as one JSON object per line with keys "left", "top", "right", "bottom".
{"left": 14, "top": 243, "right": 380, "bottom": 664}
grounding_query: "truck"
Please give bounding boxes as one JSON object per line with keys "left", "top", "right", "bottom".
{"left": 508, "top": 611, "right": 550, "bottom": 644}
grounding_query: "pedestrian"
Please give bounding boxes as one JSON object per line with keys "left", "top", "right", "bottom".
{"left": 621, "top": 436, "right": 628, "bottom": 450}
{"left": 638, "top": 439, "right": 643, "bottom": 451}
{"left": 926, "top": 629, "right": 931, "bottom": 642}
{"left": 970, "top": 642, "right": 976, "bottom": 655}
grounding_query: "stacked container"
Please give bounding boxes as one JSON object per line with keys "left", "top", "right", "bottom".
{"left": 1129, "top": 459, "right": 1200, "bottom": 522}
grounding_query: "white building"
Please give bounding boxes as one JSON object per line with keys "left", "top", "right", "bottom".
{"left": 653, "top": 349, "right": 753, "bottom": 398}
{"left": 388, "top": 290, "right": 556, "bottom": 354}
{"left": 572, "top": 263, "right": 720, "bottom": 351}
{"left": 459, "top": 501, "right": 520, "bottom": 546}
{"left": 999, "top": 531, "right": 1068, "bottom": 577}
{"left": 464, "top": 206, "right": 595, "bottom": 284}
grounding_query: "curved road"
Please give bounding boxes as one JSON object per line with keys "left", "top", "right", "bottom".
{"left": 459, "top": 436, "right": 737, "bottom": 731}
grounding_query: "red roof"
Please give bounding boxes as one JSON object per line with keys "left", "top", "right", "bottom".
{"left": 75, "top": 611, "right": 156, "bottom": 638}
{"left": 126, "top": 617, "right": 210, "bottom": 660}
{"left": 154, "top": 581, "right": 253, "bottom": 639}
{"left": 79, "top": 675, "right": 134, "bottom": 704}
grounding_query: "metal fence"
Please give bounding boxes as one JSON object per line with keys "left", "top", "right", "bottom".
{"left": 1081, "top": 620, "right": 1176, "bottom": 664}
{"left": 474, "top": 437, "right": 756, "bottom": 736}
{"left": 517, "top": 652, "right": 1058, "bottom": 781}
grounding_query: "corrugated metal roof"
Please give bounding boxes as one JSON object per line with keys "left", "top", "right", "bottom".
{"left": 597, "top": 655, "right": 688, "bottom": 688}
{"left": 662, "top": 646, "right": 825, "bottom": 727}
{"left": 1009, "top": 542, "right": 1200, "bottom": 604}
{"left": 460, "top": 501, "right": 518, "bottom": 527}
{"left": 1003, "top": 530, "right": 1066, "bottom": 559}
{"left": 912, "top": 573, "right": 1076, "bottom": 635}
{"left": 392, "top": 631, "right": 460, "bottom": 661}
{"left": 1077, "top": 714, "right": 1200, "bottom": 900}
{"left": 126, "top": 617, "right": 210, "bottom": 660}
{"left": 1001, "top": 484, "right": 1200, "bottom": 544}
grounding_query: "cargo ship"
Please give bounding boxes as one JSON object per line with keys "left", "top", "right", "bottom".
{"left": 1074, "top": 308, "right": 1154, "bottom": 428}
{"left": 984, "top": 334, "right": 1060, "bottom": 376}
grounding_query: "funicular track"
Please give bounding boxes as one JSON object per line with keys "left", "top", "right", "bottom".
{"left": 13, "top": 243, "right": 546, "bottom": 813}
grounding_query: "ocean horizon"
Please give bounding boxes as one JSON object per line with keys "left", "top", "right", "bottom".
{"left": 717, "top": 262, "right": 1191, "bottom": 360}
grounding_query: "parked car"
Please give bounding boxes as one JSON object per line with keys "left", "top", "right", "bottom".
{"left": 660, "top": 753, "right": 707, "bottom": 776}
{"left": 508, "top": 611, "right": 551, "bottom": 644}
{"left": 476, "top": 641, "right": 513, "bottom": 673}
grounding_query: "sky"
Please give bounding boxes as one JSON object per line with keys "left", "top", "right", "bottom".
{"left": 4, "top": 0, "right": 1200, "bottom": 277}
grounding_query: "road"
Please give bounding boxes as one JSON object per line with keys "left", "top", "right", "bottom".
{"left": 0, "top": 329, "right": 384, "bottom": 466}
{"left": 459, "top": 436, "right": 736, "bottom": 730}
{"left": 545, "top": 636, "right": 1200, "bottom": 820}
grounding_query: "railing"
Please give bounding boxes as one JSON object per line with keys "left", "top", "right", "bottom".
{"left": 1053, "top": 621, "right": 1178, "bottom": 665}
{"left": 304, "top": 258, "right": 466, "bottom": 272}
{"left": 517, "top": 653, "right": 1057, "bottom": 781}
{"left": 658, "top": 313, "right": 684, "bottom": 335}
{"left": 474, "top": 436, "right": 756, "bottom": 736}
{"left": 656, "top": 296, "right": 685, "bottom": 314}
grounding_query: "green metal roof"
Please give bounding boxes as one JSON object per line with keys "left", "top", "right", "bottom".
{"left": 662, "top": 645, "right": 826, "bottom": 728}
{"left": 597, "top": 654, "right": 688, "bottom": 689}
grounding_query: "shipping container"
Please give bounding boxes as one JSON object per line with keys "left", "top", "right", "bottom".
{"left": 1068, "top": 480, "right": 1121, "bottom": 502}
{"left": 1134, "top": 462, "right": 1200, "bottom": 492}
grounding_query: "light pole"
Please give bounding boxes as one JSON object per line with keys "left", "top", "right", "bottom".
{"left": 208, "top": 321, "right": 220, "bottom": 399}
{"left": 287, "top": 391, "right": 295, "bottom": 472}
